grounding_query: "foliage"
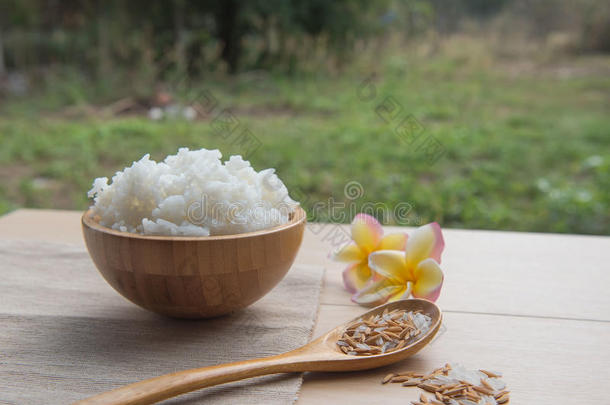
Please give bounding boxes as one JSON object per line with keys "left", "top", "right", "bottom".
{"left": 0, "top": 0, "right": 388, "bottom": 75}
{"left": 1, "top": 40, "right": 608, "bottom": 235}
{"left": 1, "top": 0, "right": 608, "bottom": 81}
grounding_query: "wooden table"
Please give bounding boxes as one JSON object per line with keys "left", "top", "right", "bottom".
{"left": 1, "top": 209, "right": 609, "bottom": 403}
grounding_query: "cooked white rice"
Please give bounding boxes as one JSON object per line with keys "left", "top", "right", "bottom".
{"left": 87, "top": 148, "right": 298, "bottom": 236}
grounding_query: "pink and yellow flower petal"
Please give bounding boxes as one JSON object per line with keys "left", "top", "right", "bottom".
{"left": 412, "top": 258, "right": 444, "bottom": 302}
{"left": 342, "top": 261, "right": 373, "bottom": 294}
{"left": 378, "top": 233, "right": 408, "bottom": 251}
{"left": 351, "top": 277, "right": 405, "bottom": 307}
{"left": 368, "top": 250, "right": 410, "bottom": 282}
{"left": 351, "top": 213, "right": 383, "bottom": 254}
{"left": 404, "top": 222, "right": 445, "bottom": 268}
{"left": 331, "top": 242, "right": 365, "bottom": 263}
{"left": 387, "top": 281, "right": 413, "bottom": 302}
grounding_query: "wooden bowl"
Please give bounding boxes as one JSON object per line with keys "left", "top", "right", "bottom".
{"left": 82, "top": 207, "right": 306, "bottom": 318}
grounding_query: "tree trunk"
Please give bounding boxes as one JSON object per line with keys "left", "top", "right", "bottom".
{"left": 217, "top": 0, "right": 241, "bottom": 74}
{"left": 96, "top": 1, "right": 111, "bottom": 80}
{"left": 174, "top": 0, "right": 187, "bottom": 76}
{"left": 0, "top": 28, "right": 6, "bottom": 76}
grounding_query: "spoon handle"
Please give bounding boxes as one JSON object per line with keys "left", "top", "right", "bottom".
{"left": 73, "top": 352, "right": 308, "bottom": 405}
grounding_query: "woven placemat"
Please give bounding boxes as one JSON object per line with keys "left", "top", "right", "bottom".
{"left": 0, "top": 240, "right": 324, "bottom": 405}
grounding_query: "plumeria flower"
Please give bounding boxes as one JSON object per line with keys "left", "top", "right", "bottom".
{"left": 352, "top": 222, "right": 445, "bottom": 307}
{"left": 331, "top": 213, "right": 407, "bottom": 293}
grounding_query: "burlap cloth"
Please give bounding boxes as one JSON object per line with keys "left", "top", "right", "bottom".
{"left": 0, "top": 240, "right": 324, "bottom": 404}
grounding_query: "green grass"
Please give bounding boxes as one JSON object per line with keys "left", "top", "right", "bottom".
{"left": 1, "top": 44, "right": 609, "bottom": 235}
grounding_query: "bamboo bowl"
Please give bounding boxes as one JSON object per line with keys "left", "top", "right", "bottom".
{"left": 82, "top": 207, "right": 306, "bottom": 318}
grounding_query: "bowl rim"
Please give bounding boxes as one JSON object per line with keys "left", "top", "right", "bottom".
{"left": 82, "top": 205, "right": 307, "bottom": 241}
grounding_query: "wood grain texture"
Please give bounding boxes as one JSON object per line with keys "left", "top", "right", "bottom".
{"left": 293, "top": 224, "right": 610, "bottom": 321}
{"left": 81, "top": 207, "right": 306, "bottom": 318}
{"left": 1, "top": 209, "right": 609, "bottom": 405}
{"left": 0, "top": 239, "right": 324, "bottom": 405}
{"left": 3, "top": 209, "right": 608, "bottom": 320}
{"left": 304, "top": 305, "right": 610, "bottom": 404}
{"left": 75, "top": 299, "right": 441, "bottom": 405}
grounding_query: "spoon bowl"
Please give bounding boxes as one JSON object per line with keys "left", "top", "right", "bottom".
{"left": 310, "top": 298, "right": 442, "bottom": 371}
{"left": 75, "top": 299, "right": 442, "bottom": 405}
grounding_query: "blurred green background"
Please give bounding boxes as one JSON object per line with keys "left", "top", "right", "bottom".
{"left": 0, "top": 0, "right": 608, "bottom": 234}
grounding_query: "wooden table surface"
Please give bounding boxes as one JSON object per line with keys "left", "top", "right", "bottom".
{"left": 1, "top": 209, "right": 609, "bottom": 404}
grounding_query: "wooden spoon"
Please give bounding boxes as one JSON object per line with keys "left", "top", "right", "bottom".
{"left": 75, "top": 298, "right": 442, "bottom": 405}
